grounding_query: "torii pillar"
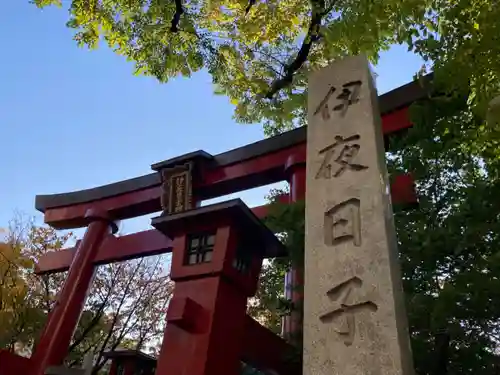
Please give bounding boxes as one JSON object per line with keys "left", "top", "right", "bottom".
{"left": 31, "top": 209, "right": 118, "bottom": 375}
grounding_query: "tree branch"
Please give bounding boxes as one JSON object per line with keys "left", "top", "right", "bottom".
{"left": 112, "top": 258, "right": 163, "bottom": 342}
{"left": 91, "top": 259, "right": 144, "bottom": 374}
{"left": 42, "top": 275, "right": 52, "bottom": 313}
{"left": 245, "top": 0, "right": 256, "bottom": 15}
{"left": 170, "top": 0, "right": 184, "bottom": 32}
{"left": 69, "top": 264, "right": 123, "bottom": 352}
{"left": 264, "top": 0, "right": 338, "bottom": 99}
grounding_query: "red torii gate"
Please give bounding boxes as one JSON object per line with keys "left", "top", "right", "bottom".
{"left": 0, "top": 77, "right": 427, "bottom": 375}
{"left": 33, "top": 75, "right": 425, "bottom": 273}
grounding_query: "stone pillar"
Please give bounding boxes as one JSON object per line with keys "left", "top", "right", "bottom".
{"left": 303, "top": 55, "right": 414, "bottom": 375}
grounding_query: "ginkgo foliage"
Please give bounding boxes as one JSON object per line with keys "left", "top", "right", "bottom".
{"left": 33, "top": 0, "right": 500, "bottom": 134}
{"left": 0, "top": 240, "right": 38, "bottom": 352}
{"left": 0, "top": 241, "right": 31, "bottom": 315}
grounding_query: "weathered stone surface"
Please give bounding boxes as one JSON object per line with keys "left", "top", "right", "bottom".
{"left": 303, "top": 55, "right": 414, "bottom": 375}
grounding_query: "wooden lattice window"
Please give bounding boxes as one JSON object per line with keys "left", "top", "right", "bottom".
{"left": 185, "top": 232, "right": 216, "bottom": 265}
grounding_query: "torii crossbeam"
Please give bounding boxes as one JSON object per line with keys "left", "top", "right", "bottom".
{"left": 34, "top": 77, "right": 428, "bottom": 275}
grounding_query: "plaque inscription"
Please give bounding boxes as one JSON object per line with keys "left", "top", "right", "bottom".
{"left": 160, "top": 162, "right": 193, "bottom": 215}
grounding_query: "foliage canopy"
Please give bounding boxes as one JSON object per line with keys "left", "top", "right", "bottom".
{"left": 33, "top": 0, "right": 500, "bottom": 133}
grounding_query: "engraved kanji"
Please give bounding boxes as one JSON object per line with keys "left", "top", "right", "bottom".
{"left": 333, "top": 80, "right": 362, "bottom": 117}
{"left": 174, "top": 175, "right": 185, "bottom": 213}
{"left": 313, "top": 86, "right": 336, "bottom": 121}
{"left": 315, "top": 134, "right": 368, "bottom": 179}
{"left": 319, "top": 276, "right": 377, "bottom": 346}
{"left": 159, "top": 163, "right": 193, "bottom": 215}
{"left": 324, "top": 198, "right": 361, "bottom": 247}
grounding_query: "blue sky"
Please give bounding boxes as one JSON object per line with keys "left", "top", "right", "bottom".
{"left": 0, "top": 1, "right": 425, "bottom": 237}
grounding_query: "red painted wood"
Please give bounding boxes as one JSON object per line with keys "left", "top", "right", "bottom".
{"left": 156, "top": 277, "right": 248, "bottom": 375}
{"left": 36, "top": 246, "right": 75, "bottom": 275}
{"left": 382, "top": 107, "right": 411, "bottom": 134}
{"left": 242, "top": 316, "right": 301, "bottom": 375}
{"left": 0, "top": 350, "right": 32, "bottom": 375}
{"left": 35, "top": 229, "right": 172, "bottom": 275}
{"left": 35, "top": 200, "right": 286, "bottom": 275}
{"left": 27, "top": 105, "right": 414, "bottom": 375}
{"left": 124, "top": 360, "right": 135, "bottom": 375}
{"left": 166, "top": 296, "right": 206, "bottom": 333}
{"left": 41, "top": 107, "right": 413, "bottom": 230}
{"left": 168, "top": 223, "right": 263, "bottom": 297}
{"left": 391, "top": 173, "right": 417, "bottom": 207}
{"left": 200, "top": 144, "right": 306, "bottom": 197}
{"left": 156, "top": 223, "right": 254, "bottom": 375}
{"left": 282, "top": 159, "right": 306, "bottom": 341}
{"left": 31, "top": 210, "right": 115, "bottom": 375}
{"left": 42, "top": 171, "right": 415, "bottom": 230}
{"left": 44, "top": 187, "right": 160, "bottom": 230}
{"left": 36, "top": 171, "right": 417, "bottom": 275}
{"left": 108, "top": 361, "right": 118, "bottom": 375}
{"left": 100, "top": 315, "right": 301, "bottom": 375}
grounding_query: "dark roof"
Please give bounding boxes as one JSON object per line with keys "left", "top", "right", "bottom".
{"left": 151, "top": 198, "right": 288, "bottom": 258}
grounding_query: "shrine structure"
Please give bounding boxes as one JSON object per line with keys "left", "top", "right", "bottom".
{"left": 0, "top": 72, "right": 430, "bottom": 375}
